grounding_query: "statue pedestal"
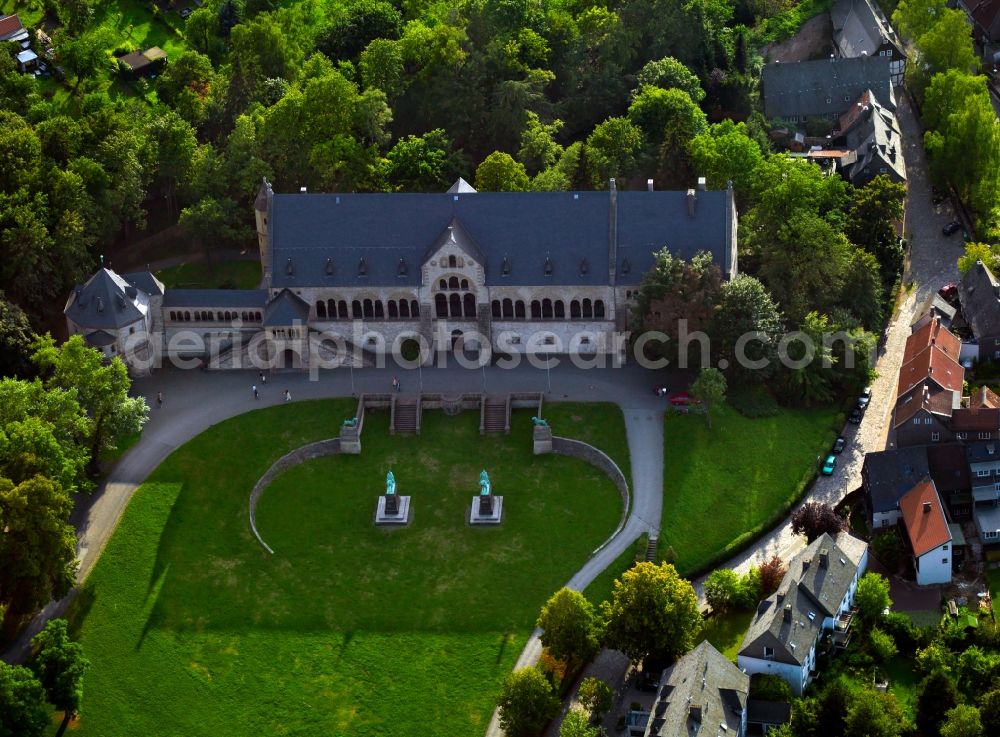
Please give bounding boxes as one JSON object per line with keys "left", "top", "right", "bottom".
{"left": 340, "top": 425, "right": 361, "bottom": 454}
{"left": 375, "top": 495, "right": 411, "bottom": 525}
{"left": 470, "top": 495, "right": 503, "bottom": 525}
{"left": 533, "top": 425, "right": 552, "bottom": 455}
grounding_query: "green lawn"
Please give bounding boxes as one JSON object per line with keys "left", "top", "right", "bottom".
{"left": 702, "top": 609, "right": 754, "bottom": 661}
{"left": 95, "top": 0, "right": 189, "bottom": 59}
{"left": 662, "top": 402, "right": 839, "bottom": 575}
{"left": 69, "top": 400, "right": 626, "bottom": 737}
{"left": 885, "top": 655, "right": 920, "bottom": 720}
{"left": 156, "top": 259, "right": 262, "bottom": 289}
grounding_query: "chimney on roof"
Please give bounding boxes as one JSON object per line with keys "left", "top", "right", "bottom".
{"left": 776, "top": 591, "right": 785, "bottom": 604}
{"left": 923, "top": 501, "right": 932, "bottom": 514}
{"left": 820, "top": 549, "right": 829, "bottom": 568}
{"left": 803, "top": 558, "right": 811, "bottom": 572}
{"left": 690, "top": 705, "right": 703, "bottom": 722}
{"left": 647, "top": 179, "right": 654, "bottom": 192}
{"left": 697, "top": 176, "right": 707, "bottom": 191}
{"left": 686, "top": 188, "right": 696, "bottom": 217}
{"left": 783, "top": 604, "right": 793, "bottom": 623}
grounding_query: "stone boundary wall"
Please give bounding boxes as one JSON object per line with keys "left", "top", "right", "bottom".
{"left": 249, "top": 438, "right": 341, "bottom": 554}
{"left": 551, "top": 436, "right": 630, "bottom": 555}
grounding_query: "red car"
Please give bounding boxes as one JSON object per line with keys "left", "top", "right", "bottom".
{"left": 668, "top": 391, "right": 701, "bottom": 406}
{"left": 939, "top": 283, "right": 958, "bottom": 301}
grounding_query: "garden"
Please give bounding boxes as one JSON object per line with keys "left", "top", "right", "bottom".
{"left": 66, "top": 399, "right": 628, "bottom": 736}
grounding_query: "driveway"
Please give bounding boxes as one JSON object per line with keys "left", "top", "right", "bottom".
{"left": 693, "top": 88, "right": 966, "bottom": 597}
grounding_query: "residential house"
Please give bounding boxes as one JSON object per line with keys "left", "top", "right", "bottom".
{"left": 862, "top": 446, "right": 931, "bottom": 528}
{"left": 641, "top": 641, "right": 749, "bottom": 737}
{"left": 831, "top": 0, "right": 906, "bottom": 84}
{"left": 958, "top": 0, "right": 1000, "bottom": 46}
{"left": 971, "top": 385, "right": 1000, "bottom": 409}
{"left": 893, "top": 316, "right": 964, "bottom": 447}
{"left": 912, "top": 294, "right": 957, "bottom": 333}
{"left": 15, "top": 48, "right": 37, "bottom": 73}
{"left": 835, "top": 90, "right": 906, "bottom": 185}
{"left": 927, "top": 443, "right": 973, "bottom": 518}
{"left": 118, "top": 47, "right": 168, "bottom": 78}
{"left": 968, "top": 441, "right": 1000, "bottom": 528}
{"left": 761, "top": 56, "right": 893, "bottom": 124}
{"left": 899, "top": 477, "right": 953, "bottom": 585}
{"left": 737, "top": 533, "right": 869, "bottom": 695}
{"left": 960, "top": 260, "right": 1000, "bottom": 361}
{"left": 0, "top": 14, "right": 28, "bottom": 43}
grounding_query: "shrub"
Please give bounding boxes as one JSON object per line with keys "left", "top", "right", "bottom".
{"left": 917, "top": 670, "right": 960, "bottom": 736}
{"left": 757, "top": 556, "right": 786, "bottom": 599}
{"left": 880, "top": 611, "right": 921, "bottom": 654}
{"left": 497, "top": 667, "right": 560, "bottom": 737}
{"left": 750, "top": 673, "right": 794, "bottom": 702}
{"left": 704, "top": 569, "right": 743, "bottom": 613}
{"left": 791, "top": 501, "right": 846, "bottom": 542}
{"left": 855, "top": 573, "right": 892, "bottom": 624}
{"left": 871, "top": 528, "right": 903, "bottom": 573}
{"left": 577, "top": 677, "right": 613, "bottom": 721}
{"left": 869, "top": 627, "right": 898, "bottom": 664}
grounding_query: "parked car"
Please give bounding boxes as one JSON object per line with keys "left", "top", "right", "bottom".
{"left": 822, "top": 455, "right": 837, "bottom": 475}
{"left": 939, "top": 283, "right": 958, "bottom": 302}
{"left": 179, "top": 6, "right": 192, "bottom": 17}
{"left": 849, "top": 408, "right": 863, "bottom": 424}
{"left": 668, "top": 391, "right": 697, "bottom": 406}
{"left": 832, "top": 436, "right": 846, "bottom": 454}
{"left": 857, "top": 387, "right": 872, "bottom": 410}
{"left": 943, "top": 221, "right": 962, "bottom": 236}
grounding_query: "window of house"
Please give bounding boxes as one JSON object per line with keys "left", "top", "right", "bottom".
{"left": 931, "top": 432, "right": 940, "bottom": 441}
{"left": 981, "top": 432, "right": 992, "bottom": 440}
{"left": 879, "top": 167, "right": 887, "bottom": 173}
{"left": 913, "top": 418, "right": 920, "bottom": 425}
{"left": 957, "top": 432, "right": 967, "bottom": 440}
{"left": 924, "top": 418, "right": 932, "bottom": 425}
{"left": 979, "top": 469, "right": 990, "bottom": 477}
{"left": 943, "top": 545, "right": 948, "bottom": 551}
{"left": 995, "top": 339, "right": 1000, "bottom": 345}
{"left": 943, "top": 558, "right": 948, "bottom": 564}
{"left": 764, "top": 647, "right": 774, "bottom": 659}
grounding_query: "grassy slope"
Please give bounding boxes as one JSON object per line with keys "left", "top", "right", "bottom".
{"left": 702, "top": 609, "right": 754, "bottom": 661}
{"left": 70, "top": 401, "right": 626, "bottom": 737}
{"left": 663, "top": 402, "right": 838, "bottom": 575}
{"left": 156, "top": 260, "right": 262, "bottom": 289}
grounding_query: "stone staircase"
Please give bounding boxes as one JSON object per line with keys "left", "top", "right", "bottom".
{"left": 644, "top": 535, "right": 659, "bottom": 563}
{"left": 482, "top": 396, "right": 508, "bottom": 434}
{"left": 393, "top": 398, "right": 418, "bottom": 434}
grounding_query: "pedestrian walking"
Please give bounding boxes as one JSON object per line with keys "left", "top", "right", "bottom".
{"left": 260, "top": 371, "right": 267, "bottom": 385}
{"left": 252, "top": 384, "right": 258, "bottom": 400}
{"left": 392, "top": 376, "right": 400, "bottom": 392}
{"left": 156, "top": 391, "right": 163, "bottom": 408}
{"left": 284, "top": 389, "right": 291, "bottom": 402}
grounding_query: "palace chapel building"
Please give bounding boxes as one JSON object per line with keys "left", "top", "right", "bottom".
{"left": 65, "top": 178, "right": 737, "bottom": 375}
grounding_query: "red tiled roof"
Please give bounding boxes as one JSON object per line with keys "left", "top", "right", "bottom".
{"left": 897, "top": 345, "right": 964, "bottom": 398}
{"left": 900, "top": 477, "right": 951, "bottom": 557}
{"left": 0, "top": 15, "right": 24, "bottom": 38}
{"left": 903, "top": 317, "right": 961, "bottom": 365}
{"left": 951, "top": 407, "right": 1000, "bottom": 431}
{"left": 971, "top": 385, "right": 1000, "bottom": 409}
{"left": 893, "top": 384, "right": 955, "bottom": 426}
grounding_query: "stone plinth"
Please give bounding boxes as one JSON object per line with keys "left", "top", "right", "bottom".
{"left": 470, "top": 495, "right": 503, "bottom": 525}
{"left": 375, "top": 495, "right": 410, "bottom": 525}
{"left": 339, "top": 426, "right": 361, "bottom": 454}
{"left": 533, "top": 425, "right": 552, "bottom": 455}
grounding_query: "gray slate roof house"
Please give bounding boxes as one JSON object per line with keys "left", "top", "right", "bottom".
{"left": 960, "top": 260, "right": 1000, "bottom": 355}
{"left": 838, "top": 90, "right": 906, "bottom": 185}
{"left": 831, "top": 0, "right": 906, "bottom": 83}
{"left": 644, "top": 641, "right": 749, "bottom": 737}
{"left": 64, "top": 268, "right": 162, "bottom": 330}
{"left": 762, "top": 56, "right": 893, "bottom": 122}
{"left": 862, "top": 446, "right": 931, "bottom": 524}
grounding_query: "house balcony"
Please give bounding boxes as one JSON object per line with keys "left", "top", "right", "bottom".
{"left": 833, "top": 608, "right": 857, "bottom": 648}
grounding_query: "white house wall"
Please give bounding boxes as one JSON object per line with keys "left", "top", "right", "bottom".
{"left": 915, "top": 543, "right": 951, "bottom": 585}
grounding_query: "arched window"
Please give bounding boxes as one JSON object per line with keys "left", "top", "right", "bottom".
{"left": 531, "top": 300, "right": 541, "bottom": 319}
{"left": 352, "top": 300, "right": 362, "bottom": 319}
{"left": 316, "top": 301, "right": 327, "bottom": 319}
{"left": 542, "top": 298, "right": 553, "bottom": 319}
{"left": 515, "top": 300, "right": 525, "bottom": 319}
{"left": 463, "top": 293, "right": 476, "bottom": 318}
{"left": 448, "top": 255, "right": 457, "bottom": 268}
{"left": 460, "top": 279, "right": 469, "bottom": 290}
{"left": 204, "top": 311, "right": 211, "bottom": 321}
{"left": 502, "top": 298, "right": 513, "bottom": 319}
{"left": 388, "top": 300, "right": 398, "bottom": 318}
{"left": 555, "top": 301, "right": 565, "bottom": 319}
{"left": 595, "top": 300, "right": 605, "bottom": 318}
{"left": 435, "top": 293, "right": 448, "bottom": 317}
{"left": 169, "top": 311, "right": 176, "bottom": 321}
{"left": 374, "top": 300, "right": 385, "bottom": 319}
{"left": 410, "top": 300, "right": 419, "bottom": 317}
{"left": 570, "top": 300, "right": 581, "bottom": 319}
{"left": 439, "top": 279, "right": 447, "bottom": 290}
{"left": 240, "top": 312, "right": 247, "bottom": 321}
{"left": 327, "top": 299, "right": 336, "bottom": 317}
{"left": 184, "top": 311, "right": 191, "bottom": 321}
{"left": 582, "top": 298, "right": 593, "bottom": 319}
{"left": 338, "top": 300, "right": 348, "bottom": 319}
{"left": 492, "top": 300, "right": 501, "bottom": 318}
{"left": 255, "top": 312, "right": 262, "bottom": 321}
{"left": 449, "top": 293, "right": 462, "bottom": 318}
{"left": 400, "top": 299, "right": 410, "bottom": 318}
{"left": 194, "top": 311, "right": 201, "bottom": 321}
{"left": 363, "top": 299, "right": 374, "bottom": 319}
{"left": 449, "top": 276, "right": 460, "bottom": 290}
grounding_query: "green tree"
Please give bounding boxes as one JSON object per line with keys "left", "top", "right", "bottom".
{"left": 185, "top": 7, "right": 225, "bottom": 62}
{"left": 750, "top": 673, "right": 794, "bottom": 702}
{"left": 475, "top": 151, "right": 530, "bottom": 191}
{"left": 704, "top": 568, "right": 742, "bottom": 612}
{"left": 179, "top": 197, "right": 244, "bottom": 254}
{"left": 55, "top": 0, "right": 94, "bottom": 36}
{"left": 688, "top": 120, "right": 764, "bottom": 202}
{"left": 690, "top": 367, "right": 726, "bottom": 428}
{"left": 957, "top": 646, "right": 1000, "bottom": 697}
{"left": 846, "top": 175, "right": 906, "bottom": 286}
{"left": 560, "top": 708, "right": 599, "bottom": 736}
{"left": 229, "top": 17, "right": 300, "bottom": 107}
{"left": 497, "top": 667, "right": 561, "bottom": 737}
{"left": 941, "top": 704, "right": 984, "bottom": 737}
{"left": 0, "top": 662, "right": 49, "bottom": 737}
{"left": 577, "top": 677, "right": 613, "bottom": 721}
{"left": 893, "top": 0, "right": 948, "bottom": 42}
{"left": 844, "top": 688, "right": 905, "bottom": 737}
{"left": 519, "top": 112, "right": 565, "bottom": 175}
{"left": 628, "top": 86, "right": 707, "bottom": 186}
{"left": 780, "top": 312, "right": 838, "bottom": 407}
{"left": 601, "top": 561, "right": 702, "bottom": 663}
{"left": 869, "top": 627, "right": 898, "bottom": 664}
{"left": 318, "top": 0, "right": 403, "bottom": 60}
{"left": 855, "top": 572, "right": 892, "bottom": 624}
{"left": 711, "top": 275, "right": 783, "bottom": 384}
{"left": 29, "top": 618, "right": 89, "bottom": 734}
{"left": 980, "top": 689, "right": 1000, "bottom": 735}
{"left": 56, "top": 29, "right": 114, "bottom": 94}
{"left": 537, "top": 588, "right": 601, "bottom": 665}
{"left": 0, "top": 291, "right": 37, "bottom": 378}
{"left": 958, "top": 242, "right": 1000, "bottom": 276}
{"left": 839, "top": 249, "right": 885, "bottom": 332}
{"left": 0, "top": 475, "right": 77, "bottom": 633}
{"left": 634, "top": 56, "right": 705, "bottom": 102}
{"left": 157, "top": 51, "right": 219, "bottom": 127}
{"left": 148, "top": 109, "right": 198, "bottom": 217}
{"left": 585, "top": 117, "right": 642, "bottom": 187}
{"left": 358, "top": 39, "right": 404, "bottom": 101}
{"left": 908, "top": 9, "right": 979, "bottom": 98}
{"left": 387, "top": 129, "right": 464, "bottom": 192}
{"left": 917, "top": 669, "right": 961, "bottom": 735}
{"left": 33, "top": 335, "right": 148, "bottom": 465}
{"left": 790, "top": 502, "right": 845, "bottom": 542}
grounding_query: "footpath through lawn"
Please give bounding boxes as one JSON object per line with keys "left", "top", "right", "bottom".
{"left": 68, "top": 399, "right": 626, "bottom": 737}
{"left": 662, "top": 402, "right": 839, "bottom": 576}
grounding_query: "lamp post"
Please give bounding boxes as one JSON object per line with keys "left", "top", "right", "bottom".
{"left": 350, "top": 361, "right": 355, "bottom": 396}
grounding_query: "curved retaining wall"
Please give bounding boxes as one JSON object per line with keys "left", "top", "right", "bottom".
{"left": 550, "top": 436, "right": 630, "bottom": 555}
{"left": 249, "top": 438, "right": 341, "bottom": 554}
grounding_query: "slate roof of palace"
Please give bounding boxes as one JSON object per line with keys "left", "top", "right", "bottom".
{"left": 65, "top": 268, "right": 146, "bottom": 330}
{"left": 267, "top": 189, "right": 733, "bottom": 289}
{"left": 263, "top": 288, "right": 310, "bottom": 326}
{"left": 163, "top": 289, "right": 267, "bottom": 308}
{"left": 762, "top": 56, "right": 893, "bottom": 119}
{"left": 647, "top": 641, "right": 748, "bottom": 737}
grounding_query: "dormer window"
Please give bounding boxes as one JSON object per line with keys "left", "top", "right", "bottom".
{"left": 621, "top": 257, "right": 631, "bottom": 275}
{"left": 96, "top": 297, "right": 104, "bottom": 313}
{"left": 543, "top": 256, "right": 553, "bottom": 276}
{"left": 580, "top": 258, "right": 589, "bottom": 275}
{"left": 358, "top": 258, "right": 367, "bottom": 276}
{"left": 286, "top": 258, "right": 294, "bottom": 276}
{"left": 325, "top": 258, "right": 334, "bottom": 276}
{"left": 398, "top": 257, "right": 408, "bottom": 276}
{"left": 448, "top": 255, "right": 457, "bottom": 268}
{"left": 501, "top": 257, "right": 511, "bottom": 277}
